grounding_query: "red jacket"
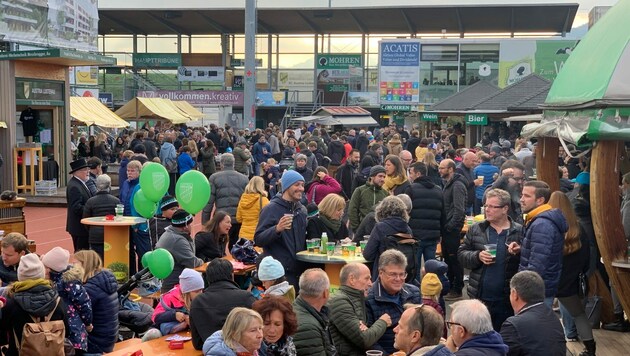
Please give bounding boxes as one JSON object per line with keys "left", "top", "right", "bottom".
{"left": 306, "top": 175, "right": 342, "bottom": 205}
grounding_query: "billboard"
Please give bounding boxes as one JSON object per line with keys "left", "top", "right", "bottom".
{"left": 177, "top": 66, "right": 225, "bottom": 84}
{"left": 316, "top": 54, "right": 362, "bottom": 84}
{"left": 255, "top": 91, "right": 287, "bottom": 107}
{"left": 498, "top": 39, "right": 579, "bottom": 88}
{"left": 378, "top": 40, "right": 421, "bottom": 104}
{"left": 138, "top": 90, "right": 244, "bottom": 106}
{"left": 0, "top": 0, "right": 98, "bottom": 51}
{"left": 133, "top": 53, "right": 182, "bottom": 68}
{"left": 74, "top": 66, "right": 98, "bottom": 85}
{"left": 348, "top": 92, "right": 379, "bottom": 107}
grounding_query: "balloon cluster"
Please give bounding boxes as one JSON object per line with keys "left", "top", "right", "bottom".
{"left": 135, "top": 162, "right": 211, "bottom": 218}
{"left": 141, "top": 248, "right": 174, "bottom": 279}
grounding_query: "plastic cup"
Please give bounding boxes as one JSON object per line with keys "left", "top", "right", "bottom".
{"left": 312, "top": 239, "right": 320, "bottom": 254}
{"left": 284, "top": 213, "right": 294, "bottom": 226}
{"left": 466, "top": 216, "right": 474, "bottom": 226}
{"left": 366, "top": 351, "right": 383, "bottom": 356}
{"left": 327, "top": 242, "right": 335, "bottom": 256}
{"left": 307, "top": 240, "right": 315, "bottom": 253}
{"left": 348, "top": 244, "right": 356, "bottom": 257}
{"left": 341, "top": 244, "right": 350, "bottom": 257}
{"left": 478, "top": 175, "right": 484, "bottom": 184}
{"left": 360, "top": 240, "right": 368, "bottom": 250}
{"left": 484, "top": 244, "right": 497, "bottom": 260}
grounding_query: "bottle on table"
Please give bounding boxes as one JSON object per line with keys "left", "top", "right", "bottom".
{"left": 321, "top": 233, "right": 328, "bottom": 255}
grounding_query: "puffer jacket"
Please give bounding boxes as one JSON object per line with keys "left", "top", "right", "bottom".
{"left": 293, "top": 296, "right": 336, "bottom": 356}
{"left": 456, "top": 330, "right": 509, "bottom": 356}
{"left": 119, "top": 177, "right": 139, "bottom": 216}
{"left": 328, "top": 140, "right": 346, "bottom": 166}
{"left": 84, "top": 269, "right": 119, "bottom": 354}
{"left": 519, "top": 207, "right": 568, "bottom": 298}
{"left": 233, "top": 146, "right": 252, "bottom": 175}
{"left": 405, "top": 176, "right": 444, "bottom": 241}
{"left": 294, "top": 166, "right": 314, "bottom": 183}
{"left": 50, "top": 265, "right": 93, "bottom": 351}
{"left": 387, "top": 138, "right": 403, "bottom": 156}
{"left": 237, "top": 193, "right": 270, "bottom": 240}
{"left": 348, "top": 182, "right": 388, "bottom": 230}
{"left": 328, "top": 285, "right": 387, "bottom": 356}
{"left": 362, "top": 216, "right": 413, "bottom": 280}
{"left": 254, "top": 194, "right": 308, "bottom": 287}
{"left": 152, "top": 284, "right": 188, "bottom": 331}
{"left": 305, "top": 175, "right": 342, "bottom": 205}
{"left": 202, "top": 330, "right": 238, "bottom": 356}
{"left": 200, "top": 146, "right": 216, "bottom": 176}
{"left": 83, "top": 191, "right": 120, "bottom": 245}
{"left": 365, "top": 279, "right": 422, "bottom": 355}
{"left": 202, "top": 167, "right": 249, "bottom": 224}
{"left": 457, "top": 220, "right": 522, "bottom": 300}
{"left": 0, "top": 281, "right": 70, "bottom": 356}
{"left": 442, "top": 173, "right": 467, "bottom": 234}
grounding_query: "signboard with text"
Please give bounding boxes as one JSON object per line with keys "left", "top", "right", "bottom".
{"left": 99, "top": 93, "right": 114, "bottom": 108}
{"left": 317, "top": 54, "right": 362, "bottom": 91}
{"left": 465, "top": 113, "right": 488, "bottom": 125}
{"left": 380, "top": 104, "right": 413, "bottom": 111}
{"left": 138, "top": 90, "right": 244, "bottom": 106}
{"left": 133, "top": 53, "right": 182, "bottom": 68}
{"left": 378, "top": 40, "right": 421, "bottom": 104}
{"left": 421, "top": 112, "right": 439, "bottom": 121}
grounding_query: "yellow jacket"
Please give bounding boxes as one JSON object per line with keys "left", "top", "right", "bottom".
{"left": 236, "top": 193, "right": 270, "bottom": 240}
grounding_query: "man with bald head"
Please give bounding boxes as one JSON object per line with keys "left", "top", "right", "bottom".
{"left": 457, "top": 151, "right": 481, "bottom": 215}
{"left": 399, "top": 150, "right": 413, "bottom": 172}
{"left": 439, "top": 158, "right": 468, "bottom": 300}
{"left": 328, "top": 263, "right": 391, "bottom": 355}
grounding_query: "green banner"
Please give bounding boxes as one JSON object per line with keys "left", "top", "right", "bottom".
{"left": 381, "top": 104, "right": 413, "bottom": 111}
{"left": 317, "top": 54, "right": 362, "bottom": 69}
{"left": 0, "top": 49, "right": 116, "bottom": 65}
{"left": 133, "top": 53, "right": 182, "bottom": 68}
{"left": 421, "top": 112, "right": 438, "bottom": 121}
{"left": 326, "top": 84, "right": 349, "bottom": 92}
{"left": 466, "top": 113, "right": 488, "bottom": 125}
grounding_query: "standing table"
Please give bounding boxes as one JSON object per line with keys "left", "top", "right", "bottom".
{"left": 296, "top": 251, "right": 368, "bottom": 287}
{"left": 81, "top": 216, "right": 146, "bottom": 280}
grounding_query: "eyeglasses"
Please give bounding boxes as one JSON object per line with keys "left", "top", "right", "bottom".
{"left": 446, "top": 321, "right": 467, "bottom": 333}
{"left": 483, "top": 204, "right": 506, "bottom": 209}
{"left": 382, "top": 271, "right": 408, "bottom": 280}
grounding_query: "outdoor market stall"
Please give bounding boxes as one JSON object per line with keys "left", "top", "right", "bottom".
{"left": 70, "top": 97, "right": 129, "bottom": 128}
{"left": 115, "top": 97, "right": 193, "bottom": 124}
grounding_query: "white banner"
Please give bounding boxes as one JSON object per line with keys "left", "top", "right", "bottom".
{"left": 378, "top": 40, "right": 421, "bottom": 104}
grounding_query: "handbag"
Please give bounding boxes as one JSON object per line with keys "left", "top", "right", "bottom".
{"left": 231, "top": 238, "right": 259, "bottom": 264}
{"left": 578, "top": 272, "right": 588, "bottom": 297}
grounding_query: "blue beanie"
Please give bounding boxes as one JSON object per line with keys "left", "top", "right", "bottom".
{"left": 281, "top": 170, "right": 304, "bottom": 193}
{"left": 258, "top": 256, "right": 285, "bottom": 281}
{"left": 424, "top": 259, "right": 448, "bottom": 275}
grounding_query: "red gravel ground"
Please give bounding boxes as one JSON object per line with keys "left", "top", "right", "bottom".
{"left": 24, "top": 206, "right": 204, "bottom": 256}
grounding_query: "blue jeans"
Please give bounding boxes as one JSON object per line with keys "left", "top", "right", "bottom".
{"left": 417, "top": 239, "right": 438, "bottom": 265}
{"left": 544, "top": 296, "right": 555, "bottom": 309}
{"left": 560, "top": 300, "right": 578, "bottom": 338}
{"left": 130, "top": 228, "right": 151, "bottom": 275}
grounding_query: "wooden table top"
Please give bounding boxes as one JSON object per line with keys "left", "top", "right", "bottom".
{"left": 106, "top": 331, "right": 202, "bottom": 355}
{"left": 296, "top": 250, "right": 368, "bottom": 264}
{"left": 81, "top": 216, "right": 147, "bottom": 226}
{"left": 194, "top": 257, "right": 257, "bottom": 276}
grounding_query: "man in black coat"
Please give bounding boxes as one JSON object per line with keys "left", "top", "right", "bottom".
{"left": 83, "top": 174, "right": 120, "bottom": 261}
{"left": 336, "top": 149, "right": 360, "bottom": 200}
{"left": 500, "top": 271, "right": 566, "bottom": 356}
{"left": 327, "top": 134, "right": 346, "bottom": 178}
{"left": 405, "top": 162, "right": 444, "bottom": 264}
{"left": 66, "top": 158, "right": 93, "bottom": 251}
{"left": 189, "top": 259, "right": 256, "bottom": 350}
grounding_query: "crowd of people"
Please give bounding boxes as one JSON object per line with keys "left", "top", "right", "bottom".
{"left": 5, "top": 120, "right": 624, "bottom": 355}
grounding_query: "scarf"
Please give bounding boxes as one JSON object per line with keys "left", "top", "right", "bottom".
{"left": 524, "top": 203, "right": 552, "bottom": 226}
{"left": 319, "top": 214, "right": 341, "bottom": 233}
{"left": 10, "top": 279, "right": 51, "bottom": 294}
{"left": 383, "top": 173, "right": 407, "bottom": 192}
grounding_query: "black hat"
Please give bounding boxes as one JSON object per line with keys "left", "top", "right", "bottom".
{"left": 159, "top": 195, "right": 179, "bottom": 211}
{"left": 69, "top": 159, "right": 88, "bottom": 174}
{"left": 171, "top": 209, "right": 193, "bottom": 227}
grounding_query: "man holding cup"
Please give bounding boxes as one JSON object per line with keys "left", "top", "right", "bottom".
{"left": 457, "top": 188, "right": 523, "bottom": 331}
{"left": 255, "top": 170, "right": 308, "bottom": 287}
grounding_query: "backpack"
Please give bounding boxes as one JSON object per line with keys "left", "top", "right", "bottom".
{"left": 385, "top": 233, "right": 420, "bottom": 285}
{"left": 15, "top": 297, "right": 66, "bottom": 356}
{"left": 351, "top": 166, "right": 372, "bottom": 192}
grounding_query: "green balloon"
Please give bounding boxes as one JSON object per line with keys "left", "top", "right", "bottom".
{"left": 133, "top": 189, "right": 157, "bottom": 219}
{"left": 139, "top": 162, "right": 170, "bottom": 202}
{"left": 149, "top": 248, "right": 175, "bottom": 279}
{"left": 175, "top": 170, "right": 211, "bottom": 215}
{"left": 141, "top": 251, "right": 153, "bottom": 268}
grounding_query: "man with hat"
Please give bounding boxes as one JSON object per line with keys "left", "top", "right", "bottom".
{"left": 155, "top": 209, "right": 204, "bottom": 293}
{"left": 149, "top": 195, "right": 179, "bottom": 248}
{"left": 255, "top": 170, "right": 308, "bottom": 287}
{"left": 67, "top": 158, "right": 93, "bottom": 251}
{"left": 348, "top": 165, "right": 388, "bottom": 232}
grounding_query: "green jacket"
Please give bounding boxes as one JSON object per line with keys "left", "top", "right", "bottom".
{"left": 293, "top": 296, "right": 337, "bottom": 356}
{"left": 233, "top": 146, "right": 251, "bottom": 174}
{"left": 328, "top": 285, "right": 388, "bottom": 356}
{"left": 348, "top": 182, "right": 388, "bottom": 230}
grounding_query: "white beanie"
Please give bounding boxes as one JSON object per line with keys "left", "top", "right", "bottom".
{"left": 258, "top": 256, "right": 285, "bottom": 281}
{"left": 179, "top": 268, "right": 204, "bottom": 293}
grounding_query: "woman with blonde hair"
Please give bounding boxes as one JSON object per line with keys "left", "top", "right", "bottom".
{"left": 237, "top": 176, "right": 270, "bottom": 241}
{"left": 306, "top": 194, "right": 348, "bottom": 242}
{"left": 188, "top": 139, "right": 200, "bottom": 161}
{"left": 387, "top": 133, "right": 403, "bottom": 156}
{"left": 95, "top": 132, "right": 112, "bottom": 173}
{"left": 423, "top": 151, "right": 443, "bottom": 188}
{"left": 203, "top": 307, "right": 264, "bottom": 356}
{"left": 73, "top": 250, "right": 119, "bottom": 353}
{"left": 383, "top": 154, "right": 410, "bottom": 195}
{"left": 549, "top": 191, "right": 595, "bottom": 355}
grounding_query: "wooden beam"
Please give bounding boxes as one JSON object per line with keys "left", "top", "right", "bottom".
{"left": 590, "top": 141, "right": 630, "bottom": 317}
{"left": 535, "top": 137, "right": 560, "bottom": 192}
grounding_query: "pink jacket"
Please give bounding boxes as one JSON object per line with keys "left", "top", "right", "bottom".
{"left": 306, "top": 175, "right": 342, "bottom": 205}
{"left": 152, "top": 284, "right": 186, "bottom": 323}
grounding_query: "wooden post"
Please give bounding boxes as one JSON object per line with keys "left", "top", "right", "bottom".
{"left": 590, "top": 140, "right": 630, "bottom": 317}
{"left": 536, "top": 137, "right": 560, "bottom": 192}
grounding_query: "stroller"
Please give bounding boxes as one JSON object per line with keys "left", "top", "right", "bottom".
{"left": 117, "top": 267, "right": 157, "bottom": 340}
